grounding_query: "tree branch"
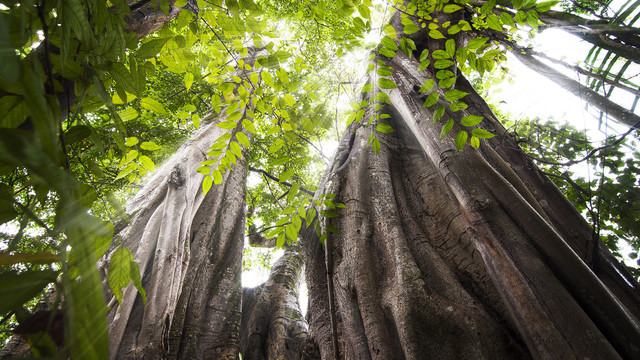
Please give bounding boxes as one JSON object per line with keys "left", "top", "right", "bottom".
{"left": 248, "top": 166, "right": 314, "bottom": 196}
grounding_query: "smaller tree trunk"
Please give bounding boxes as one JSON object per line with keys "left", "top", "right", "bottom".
{"left": 240, "top": 247, "right": 316, "bottom": 359}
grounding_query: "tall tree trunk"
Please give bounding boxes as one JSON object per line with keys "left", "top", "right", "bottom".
{"left": 104, "top": 118, "right": 247, "bottom": 359}
{"left": 302, "top": 43, "right": 640, "bottom": 360}
{"left": 240, "top": 247, "right": 316, "bottom": 359}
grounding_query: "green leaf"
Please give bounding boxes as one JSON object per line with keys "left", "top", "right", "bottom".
{"left": 230, "top": 141, "right": 242, "bottom": 158}
{"left": 418, "top": 59, "right": 430, "bottom": 71}
{"left": 419, "top": 79, "right": 435, "bottom": 92}
{"left": 139, "top": 155, "right": 155, "bottom": 171}
{"left": 444, "top": 89, "right": 468, "bottom": 102}
{"left": 423, "top": 91, "right": 439, "bottom": 107}
{"left": 434, "top": 59, "right": 455, "bottom": 69}
{"left": 455, "top": 131, "right": 468, "bottom": 151}
{"left": 439, "top": 77, "right": 457, "bottom": 88}
{"left": 429, "top": 30, "right": 445, "bottom": 39}
{"left": 500, "top": 12, "right": 515, "bottom": 27}
{"left": 376, "top": 123, "right": 394, "bottom": 133}
{"left": 276, "top": 232, "right": 285, "bottom": 248}
{"left": 213, "top": 170, "right": 222, "bottom": 184}
{"left": 362, "top": 83, "right": 374, "bottom": 93}
{"left": 140, "top": 97, "right": 167, "bottom": 115}
{"left": 108, "top": 247, "right": 135, "bottom": 305}
{"left": 137, "top": 38, "right": 170, "bottom": 59}
{"left": 202, "top": 175, "right": 213, "bottom": 195}
{"left": 377, "top": 67, "right": 393, "bottom": 76}
{"left": 383, "top": 24, "right": 397, "bottom": 39}
{"left": 125, "top": 137, "right": 139, "bottom": 147}
{"left": 445, "top": 39, "right": 456, "bottom": 57}
{"left": 404, "top": 23, "right": 421, "bottom": 35}
{"left": 467, "top": 37, "right": 489, "bottom": 51}
{"left": 367, "top": 136, "right": 378, "bottom": 154}
{"left": 486, "top": 14, "right": 502, "bottom": 31}
{"left": 118, "top": 107, "right": 139, "bottom": 121}
{"left": 420, "top": 49, "right": 429, "bottom": 62}
{"left": 379, "top": 48, "right": 396, "bottom": 58}
{"left": 480, "top": 0, "right": 496, "bottom": 14}
{"left": 536, "top": 1, "right": 558, "bottom": 12}
{"left": 461, "top": 115, "right": 483, "bottom": 126}
{"left": 527, "top": 10, "right": 539, "bottom": 30}
{"left": 433, "top": 105, "right": 445, "bottom": 123}
{"left": 378, "top": 78, "right": 398, "bottom": 89}
{"left": 373, "top": 92, "right": 391, "bottom": 104}
{"left": 280, "top": 169, "right": 294, "bottom": 182}
{"left": 217, "top": 120, "right": 237, "bottom": 129}
{"left": 140, "top": 142, "right": 162, "bottom": 151}
{"left": 236, "top": 132, "right": 250, "bottom": 147}
{"left": 174, "top": 0, "right": 188, "bottom": 7}
{"left": 129, "top": 260, "right": 146, "bottom": 305}
{"left": 306, "top": 208, "right": 316, "bottom": 227}
{"left": 470, "top": 136, "right": 480, "bottom": 149}
{"left": 197, "top": 166, "right": 211, "bottom": 175}
{"left": 242, "top": 119, "right": 257, "bottom": 133}
{"left": 443, "top": 4, "right": 462, "bottom": 13}
{"left": 288, "top": 184, "right": 300, "bottom": 203}
{"left": 184, "top": 72, "right": 194, "bottom": 92}
{"left": 471, "top": 128, "right": 496, "bottom": 138}
{"left": 0, "top": 270, "right": 58, "bottom": 315}
{"left": 381, "top": 36, "right": 398, "bottom": 51}
{"left": 440, "top": 119, "right": 454, "bottom": 138}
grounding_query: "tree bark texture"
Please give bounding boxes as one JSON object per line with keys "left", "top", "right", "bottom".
{"left": 240, "top": 247, "right": 315, "bottom": 359}
{"left": 104, "top": 118, "right": 247, "bottom": 360}
{"left": 302, "top": 46, "right": 640, "bottom": 359}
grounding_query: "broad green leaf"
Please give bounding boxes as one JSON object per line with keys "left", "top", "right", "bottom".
{"left": 140, "top": 142, "right": 162, "bottom": 151}
{"left": 129, "top": 259, "right": 146, "bottom": 305}
{"left": 419, "top": 79, "right": 435, "bottom": 92}
{"left": 439, "top": 77, "right": 457, "bottom": 88}
{"left": 376, "top": 123, "right": 394, "bottom": 133}
{"left": 140, "top": 97, "right": 167, "bottom": 115}
{"left": 418, "top": 59, "right": 430, "bottom": 71}
{"left": 184, "top": 72, "right": 194, "bottom": 92}
{"left": 306, "top": 208, "right": 316, "bottom": 227}
{"left": 139, "top": 155, "right": 155, "bottom": 171}
{"left": 434, "top": 59, "right": 455, "bottom": 69}
{"left": 125, "top": 137, "right": 139, "bottom": 147}
{"left": 470, "top": 136, "right": 480, "bottom": 148}
{"left": 236, "top": 132, "right": 250, "bottom": 147}
{"left": 280, "top": 169, "right": 294, "bottom": 182}
{"left": 480, "top": 0, "right": 496, "bottom": 14}
{"left": 230, "top": 141, "right": 242, "bottom": 158}
{"left": 536, "top": 1, "right": 558, "bottom": 12}
{"left": 217, "top": 120, "right": 237, "bottom": 129}
{"left": 440, "top": 119, "right": 454, "bottom": 138}
{"left": 174, "top": 0, "right": 187, "bottom": 7}
{"left": 445, "top": 39, "right": 456, "bottom": 57}
{"left": 0, "top": 270, "right": 57, "bottom": 315}
{"left": 202, "top": 175, "right": 213, "bottom": 195}
{"left": 432, "top": 50, "right": 451, "bottom": 59}
{"left": 433, "top": 105, "right": 445, "bottom": 123}
{"left": 242, "top": 119, "right": 256, "bottom": 133}
{"left": 118, "top": 107, "right": 139, "bottom": 121}
{"left": 443, "top": 4, "right": 462, "bottom": 12}
{"left": 527, "top": 10, "right": 539, "bottom": 30}
{"left": 455, "top": 131, "right": 468, "bottom": 151}
{"left": 108, "top": 247, "right": 134, "bottom": 305}
{"left": 228, "top": 111, "right": 243, "bottom": 121}
{"left": 381, "top": 36, "right": 398, "bottom": 51}
{"left": 461, "top": 115, "right": 483, "bottom": 126}
{"left": 377, "top": 67, "right": 393, "bottom": 76}
{"left": 404, "top": 23, "right": 420, "bottom": 34}
{"left": 467, "top": 37, "right": 489, "bottom": 51}
{"left": 444, "top": 89, "right": 468, "bottom": 102}
{"left": 362, "top": 83, "right": 374, "bottom": 93}
{"left": 379, "top": 48, "right": 396, "bottom": 58}
{"left": 420, "top": 49, "right": 429, "bottom": 62}
{"left": 378, "top": 78, "right": 398, "bottom": 89}
{"left": 423, "top": 91, "right": 439, "bottom": 107}
{"left": 486, "top": 14, "right": 502, "bottom": 31}
{"left": 213, "top": 170, "right": 222, "bottom": 184}
{"left": 137, "top": 38, "right": 169, "bottom": 59}
{"left": 429, "top": 30, "right": 445, "bottom": 39}
{"left": 373, "top": 92, "right": 391, "bottom": 104}
{"left": 288, "top": 183, "right": 300, "bottom": 203}
{"left": 500, "top": 12, "right": 515, "bottom": 27}
{"left": 197, "top": 166, "right": 211, "bottom": 175}
{"left": 383, "top": 24, "right": 397, "bottom": 39}
{"left": 276, "top": 232, "right": 285, "bottom": 248}
{"left": 471, "top": 128, "right": 496, "bottom": 138}
{"left": 372, "top": 138, "right": 380, "bottom": 154}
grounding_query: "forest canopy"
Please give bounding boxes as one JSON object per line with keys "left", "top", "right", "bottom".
{"left": 0, "top": 0, "right": 639, "bottom": 358}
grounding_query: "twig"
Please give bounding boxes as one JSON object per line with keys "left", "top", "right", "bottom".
{"left": 248, "top": 166, "right": 314, "bottom": 196}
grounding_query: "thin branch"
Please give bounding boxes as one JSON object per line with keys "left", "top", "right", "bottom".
{"left": 248, "top": 166, "right": 314, "bottom": 196}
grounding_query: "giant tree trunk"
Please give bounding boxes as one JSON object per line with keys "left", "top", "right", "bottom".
{"left": 302, "top": 40, "right": 640, "bottom": 360}
{"left": 105, "top": 118, "right": 247, "bottom": 359}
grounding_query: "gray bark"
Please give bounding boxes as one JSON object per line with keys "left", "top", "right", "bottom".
{"left": 104, "top": 117, "right": 247, "bottom": 359}
{"left": 302, "top": 45, "right": 640, "bottom": 359}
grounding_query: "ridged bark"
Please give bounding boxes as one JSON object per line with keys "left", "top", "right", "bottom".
{"left": 240, "top": 247, "right": 314, "bottom": 359}
{"left": 104, "top": 118, "right": 246, "bottom": 359}
{"left": 302, "top": 45, "right": 640, "bottom": 360}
